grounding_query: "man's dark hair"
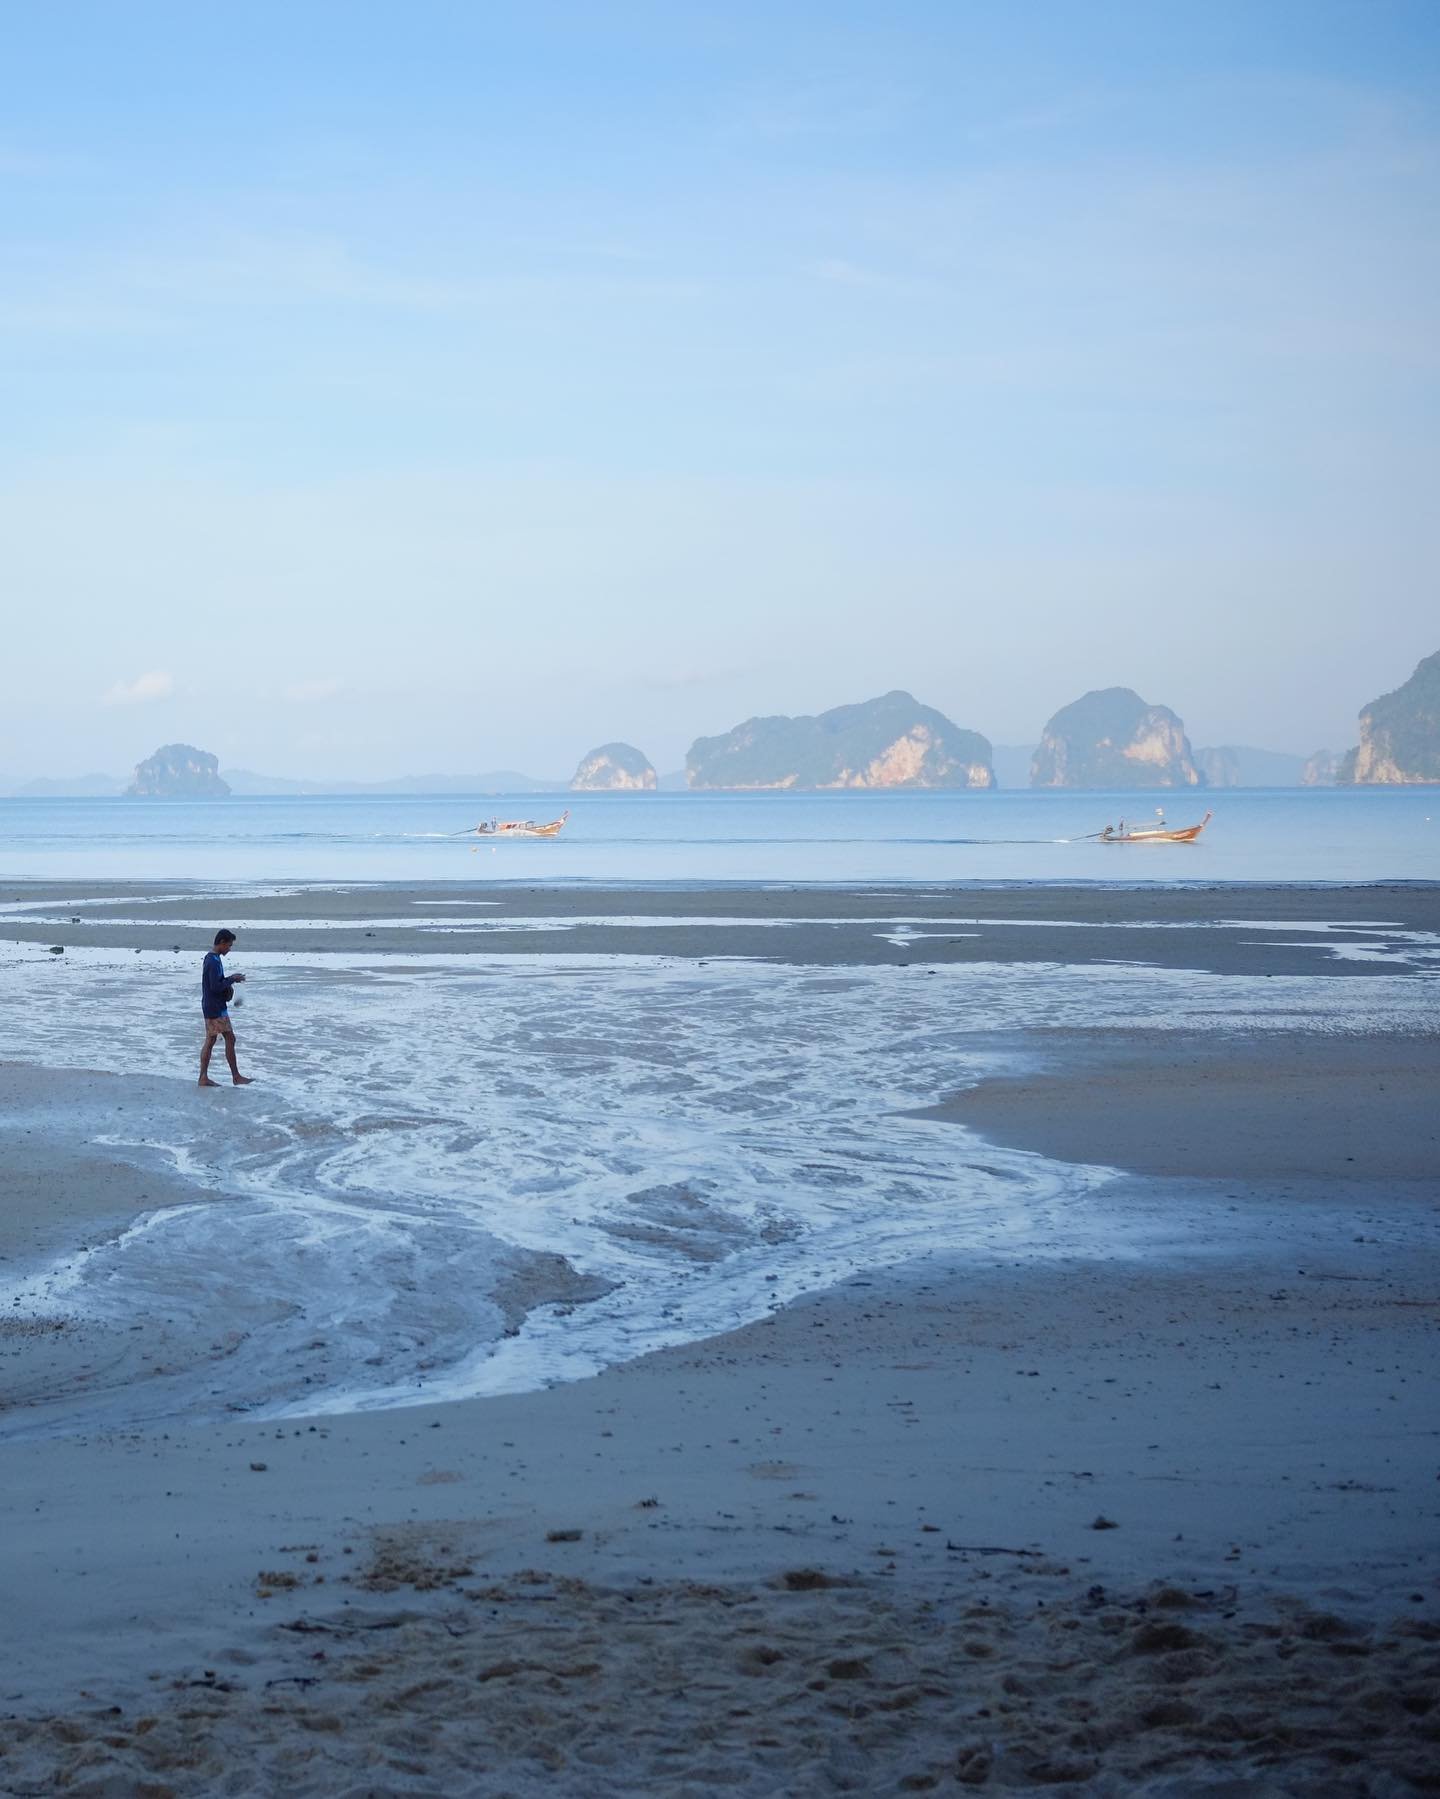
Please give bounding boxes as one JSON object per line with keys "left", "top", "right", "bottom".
{"left": 214, "top": 929, "right": 236, "bottom": 947}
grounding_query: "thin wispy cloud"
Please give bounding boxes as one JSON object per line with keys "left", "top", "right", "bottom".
{"left": 964, "top": 93, "right": 1115, "bottom": 145}
{"left": 805, "top": 258, "right": 938, "bottom": 298}
{"left": 718, "top": 75, "right": 906, "bottom": 143}
{"left": 0, "top": 232, "right": 710, "bottom": 347}
{"left": 102, "top": 670, "right": 173, "bottom": 707}
{"left": 639, "top": 663, "right": 768, "bottom": 692}
{"left": 0, "top": 142, "right": 95, "bottom": 177}
{"left": 283, "top": 678, "right": 345, "bottom": 703}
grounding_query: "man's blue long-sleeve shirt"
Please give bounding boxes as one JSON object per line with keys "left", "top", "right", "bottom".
{"left": 201, "top": 951, "right": 233, "bottom": 1018}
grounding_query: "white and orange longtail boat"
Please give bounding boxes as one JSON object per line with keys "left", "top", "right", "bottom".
{"left": 1099, "top": 809, "right": 1212, "bottom": 844}
{"left": 466, "top": 809, "right": 570, "bottom": 839}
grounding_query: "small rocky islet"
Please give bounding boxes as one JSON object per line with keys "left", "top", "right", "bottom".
{"left": 125, "top": 744, "right": 231, "bottom": 799}
{"left": 570, "top": 743, "right": 658, "bottom": 791}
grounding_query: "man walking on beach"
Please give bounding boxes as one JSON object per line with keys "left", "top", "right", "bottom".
{"left": 199, "top": 929, "right": 252, "bottom": 1088}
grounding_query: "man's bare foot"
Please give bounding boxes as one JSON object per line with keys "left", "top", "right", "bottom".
{"left": 232, "top": 1074, "right": 254, "bottom": 1085}
{"left": 198, "top": 1077, "right": 220, "bottom": 1088}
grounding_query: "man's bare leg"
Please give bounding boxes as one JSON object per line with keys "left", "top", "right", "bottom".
{"left": 222, "top": 1026, "right": 252, "bottom": 1086}
{"left": 199, "top": 1029, "right": 220, "bottom": 1087}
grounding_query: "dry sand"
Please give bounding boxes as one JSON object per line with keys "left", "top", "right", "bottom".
{"left": 1, "top": 883, "right": 1437, "bottom": 1793}
{"left": 3, "top": 1572, "right": 1436, "bottom": 1795}
{"left": 2, "top": 1236, "right": 1437, "bottom": 1793}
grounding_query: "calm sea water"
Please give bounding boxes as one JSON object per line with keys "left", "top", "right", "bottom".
{"left": 1, "top": 786, "right": 1436, "bottom": 884}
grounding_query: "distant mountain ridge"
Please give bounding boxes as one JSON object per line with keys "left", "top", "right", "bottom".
{"left": 1194, "top": 745, "right": 1307, "bottom": 788}
{"left": 1303, "top": 749, "right": 1343, "bottom": 786}
{"left": 15, "top": 773, "right": 126, "bottom": 797}
{"left": 7, "top": 769, "right": 571, "bottom": 796}
{"left": 223, "top": 769, "right": 567, "bottom": 795}
{"left": 989, "top": 745, "right": 1038, "bottom": 789}
{"left": 687, "top": 691, "right": 994, "bottom": 790}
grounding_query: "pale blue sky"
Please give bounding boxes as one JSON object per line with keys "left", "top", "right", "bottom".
{"left": 3, "top": 1, "right": 1437, "bottom": 779}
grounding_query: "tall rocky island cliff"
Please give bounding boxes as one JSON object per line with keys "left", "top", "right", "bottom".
{"left": 1337, "top": 651, "right": 1440, "bottom": 784}
{"left": 126, "top": 744, "right": 231, "bottom": 799}
{"left": 1031, "top": 688, "right": 1202, "bottom": 788}
{"left": 571, "top": 743, "right": 658, "bottom": 791}
{"left": 687, "top": 691, "right": 994, "bottom": 790}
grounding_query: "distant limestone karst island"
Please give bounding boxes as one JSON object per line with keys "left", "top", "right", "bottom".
{"left": 571, "top": 743, "right": 658, "bottom": 791}
{"left": 15, "top": 652, "right": 1438, "bottom": 797}
{"left": 1336, "top": 651, "right": 1440, "bottom": 785}
{"left": 1030, "top": 688, "right": 1202, "bottom": 789}
{"left": 126, "top": 744, "right": 230, "bottom": 799}
{"left": 686, "top": 691, "right": 994, "bottom": 790}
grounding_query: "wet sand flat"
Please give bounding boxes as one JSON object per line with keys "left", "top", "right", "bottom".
{"left": 1, "top": 881, "right": 1437, "bottom": 1791}
{"left": 3, "top": 877, "right": 1439, "bottom": 974}
{"left": 923, "top": 1030, "right": 1440, "bottom": 1181}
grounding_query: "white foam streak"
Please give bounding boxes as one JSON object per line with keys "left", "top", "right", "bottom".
{"left": 0, "top": 940, "right": 1434, "bottom": 1436}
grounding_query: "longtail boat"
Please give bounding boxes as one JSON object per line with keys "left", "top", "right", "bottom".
{"left": 469, "top": 809, "right": 570, "bottom": 839}
{"left": 1100, "top": 809, "right": 1211, "bottom": 844}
